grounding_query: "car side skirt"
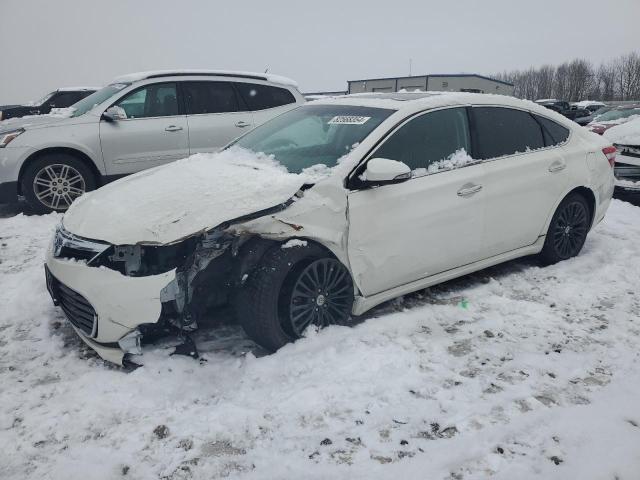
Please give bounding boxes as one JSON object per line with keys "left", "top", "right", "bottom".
{"left": 352, "top": 235, "right": 546, "bottom": 315}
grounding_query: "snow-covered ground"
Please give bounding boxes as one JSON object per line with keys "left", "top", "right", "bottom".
{"left": 1, "top": 199, "right": 640, "bottom": 479}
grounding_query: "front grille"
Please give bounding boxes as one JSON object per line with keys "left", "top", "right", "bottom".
{"left": 45, "top": 267, "right": 97, "bottom": 337}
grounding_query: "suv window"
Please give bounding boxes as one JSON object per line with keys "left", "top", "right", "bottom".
{"left": 534, "top": 115, "right": 570, "bottom": 146}
{"left": 235, "top": 83, "right": 296, "bottom": 111}
{"left": 473, "top": 107, "right": 544, "bottom": 159}
{"left": 373, "top": 107, "right": 471, "bottom": 171}
{"left": 49, "top": 92, "right": 84, "bottom": 108}
{"left": 183, "top": 81, "right": 239, "bottom": 114}
{"left": 115, "top": 82, "right": 179, "bottom": 119}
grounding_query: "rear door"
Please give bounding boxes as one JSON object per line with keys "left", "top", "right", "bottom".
{"left": 182, "top": 81, "right": 254, "bottom": 154}
{"left": 99, "top": 82, "right": 189, "bottom": 175}
{"left": 347, "top": 107, "right": 487, "bottom": 296}
{"left": 472, "top": 107, "right": 570, "bottom": 258}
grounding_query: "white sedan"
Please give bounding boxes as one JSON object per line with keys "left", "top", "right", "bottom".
{"left": 44, "top": 92, "right": 615, "bottom": 365}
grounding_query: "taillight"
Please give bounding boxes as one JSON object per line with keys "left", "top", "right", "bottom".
{"left": 602, "top": 146, "right": 616, "bottom": 167}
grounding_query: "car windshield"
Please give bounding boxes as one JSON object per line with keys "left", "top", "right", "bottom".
{"left": 233, "top": 104, "right": 394, "bottom": 173}
{"left": 69, "top": 83, "right": 130, "bottom": 117}
{"left": 596, "top": 108, "right": 640, "bottom": 122}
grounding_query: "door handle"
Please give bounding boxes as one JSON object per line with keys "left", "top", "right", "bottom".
{"left": 457, "top": 184, "right": 483, "bottom": 197}
{"left": 165, "top": 125, "right": 183, "bottom": 132}
{"left": 548, "top": 161, "right": 566, "bottom": 173}
{"left": 235, "top": 121, "right": 251, "bottom": 128}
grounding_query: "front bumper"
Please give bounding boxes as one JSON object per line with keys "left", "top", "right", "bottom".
{"left": 45, "top": 247, "right": 176, "bottom": 365}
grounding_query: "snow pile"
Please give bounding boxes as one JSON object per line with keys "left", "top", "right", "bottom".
{"left": 281, "top": 239, "right": 308, "bottom": 249}
{"left": 426, "top": 149, "right": 477, "bottom": 174}
{"left": 412, "top": 149, "right": 477, "bottom": 177}
{"left": 2, "top": 200, "right": 640, "bottom": 479}
{"left": 603, "top": 116, "right": 640, "bottom": 145}
{"left": 63, "top": 147, "right": 329, "bottom": 245}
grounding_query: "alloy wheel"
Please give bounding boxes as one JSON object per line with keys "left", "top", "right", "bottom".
{"left": 33, "top": 164, "right": 86, "bottom": 210}
{"left": 552, "top": 200, "right": 588, "bottom": 258}
{"left": 285, "top": 258, "right": 353, "bottom": 336}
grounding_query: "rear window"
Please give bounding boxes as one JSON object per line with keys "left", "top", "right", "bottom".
{"left": 534, "top": 115, "right": 570, "bottom": 146}
{"left": 473, "top": 107, "right": 545, "bottom": 160}
{"left": 182, "top": 81, "right": 239, "bottom": 114}
{"left": 235, "top": 83, "right": 296, "bottom": 111}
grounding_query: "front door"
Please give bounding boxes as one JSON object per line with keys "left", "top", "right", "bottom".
{"left": 347, "top": 107, "right": 487, "bottom": 296}
{"left": 100, "top": 82, "right": 189, "bottom": 176}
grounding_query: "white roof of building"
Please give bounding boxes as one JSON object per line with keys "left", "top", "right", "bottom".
{"left": 111, "top": 70, "right": 298, "bottom": 88}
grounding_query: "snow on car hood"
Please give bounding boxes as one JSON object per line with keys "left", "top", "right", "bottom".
{"left": 603, "top": 117, "right": 640, "bottom": 146}
{"left": 63, "top": 148, "right": 312, "bottom": 245}
{"left": 0, "top": 111, "right": 75, "bottom": 132}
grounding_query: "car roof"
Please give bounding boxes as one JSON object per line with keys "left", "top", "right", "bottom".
{"left": 56, "top": 87, "right": 100, "bottom": 92}
{"left": 309, "top": 91, "right": 565, "bottom": 118}
{"left": 110, "top": 70, "right": 298, "bottom": 88}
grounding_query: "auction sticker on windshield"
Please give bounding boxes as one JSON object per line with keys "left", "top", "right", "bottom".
{"left": 328, "top": 115, "right": 371, "bottom": 125}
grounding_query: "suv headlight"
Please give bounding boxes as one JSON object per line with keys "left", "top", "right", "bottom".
{"left": 0, "top": 128, "right": 24, "bottom": 148}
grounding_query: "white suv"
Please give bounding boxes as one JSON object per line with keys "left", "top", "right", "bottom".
{"left": 0, "top": 70, "right": 304, "bottom": 212}
{"left": 44, "top": 92, "right": 615, "bottom": 365}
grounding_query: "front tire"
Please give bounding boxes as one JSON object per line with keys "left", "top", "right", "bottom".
{"left": 236, "top": 243, "right": 355, "bottom": 351}
{"left": 539, "top": 193, "right": 591, "bottom": 265}
{"left": 21, "top": 153, "right": 96, "bottom": 214}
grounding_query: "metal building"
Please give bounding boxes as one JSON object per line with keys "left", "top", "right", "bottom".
{"left": 347, "top": 74, "right": 514, "bottom": 96}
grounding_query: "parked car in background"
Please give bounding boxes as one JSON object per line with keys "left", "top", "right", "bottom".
{"left": 604, "top": 117, "right": 640, "bottom": 194}
{"left": 44, "top": 91, "right": 615, "bottom": 365}
{"left": 0, "top": 70, "right": 304, "bottom": 212}
{"left": 572, "top": 100, "right": 607, "bottom": 113}
{"left": 578, "top": 105, "right": 613, "bottom": 127}
{"left": 0, "top": 87, "right": 98, "bottom": 121}
{"left": 587, "top": 104, "right": 640, "bottom": 135}
{"left": 535, "top": 99, "right": 591, "bottom": 123}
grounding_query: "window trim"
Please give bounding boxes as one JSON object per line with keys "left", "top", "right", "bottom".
{"left": 347, "top": 105, "right": 477, "bottom": 190}
{"left": 105, "top": 81, "right": 185, "bottom": 121}
{"left": 232, "top": 80, "right": 297, "bottom": 112}
{"left": 346, "top": 104, "right": 574, "bottom": 190}
{"left": 468, "top": 105, "right": 572, "bottom": 162}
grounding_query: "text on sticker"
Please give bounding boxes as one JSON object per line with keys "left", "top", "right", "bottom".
{"left": 328, "top": 116, "right": 371, "bottom": 125}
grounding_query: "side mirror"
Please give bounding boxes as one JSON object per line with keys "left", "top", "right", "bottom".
{"left": 362, "top": 158, "right": 411, "bottom": 185}
{"left": 101, "top": 106, "right": 127, "bottom": 122}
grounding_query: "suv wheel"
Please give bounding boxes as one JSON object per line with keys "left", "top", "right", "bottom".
{"left": 236, "top": 243, "right": 355, "bottom": 351}
{"left": 539, "top": 193, "right": 590, "bottom": 265}
{"left": 22, "top": 153, "right": 96, "bottom": 213}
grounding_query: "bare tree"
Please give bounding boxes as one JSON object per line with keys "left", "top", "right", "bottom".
{"left": 491, "top": 51, "right": 640, "bottom": 101}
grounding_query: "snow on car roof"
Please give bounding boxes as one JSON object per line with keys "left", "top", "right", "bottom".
{"left": 57, "top": 86, "right": 100, "bottom": 92}
{"left": 111, "top": 70, "right": 298, "bottom": 88}
{"left": 310, "top": 91, "right": 569, "bottom": 121}
{"left": 574, "top": 100, "right": 606, "bottom": 107}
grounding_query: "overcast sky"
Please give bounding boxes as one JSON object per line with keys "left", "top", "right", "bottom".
{"left": 1, "top": 0, "right": 638, "bottom": 103}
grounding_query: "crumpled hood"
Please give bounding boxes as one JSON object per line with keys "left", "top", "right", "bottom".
{"left": 63, "top": 148, "right": 309, "bottom": 245}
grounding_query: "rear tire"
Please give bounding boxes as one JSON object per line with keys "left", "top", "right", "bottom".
{"left": 21, "top": 153, "right": 96, "bottom": 214}
{"left": 539, "top": 193, "right": 591, "bottom": 265}
{"left": 235, "top": 242, "right": 355, "bottom": 352}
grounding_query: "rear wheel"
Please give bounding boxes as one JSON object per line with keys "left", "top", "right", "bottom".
{"left": 236, "top": 243, "right": 355, "bottom": 351}
{"left": 21, "top": 153, "right": 96, "bottom": 213}
{"left": 539, "top": 193, "right": 590, "bottom": 265}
